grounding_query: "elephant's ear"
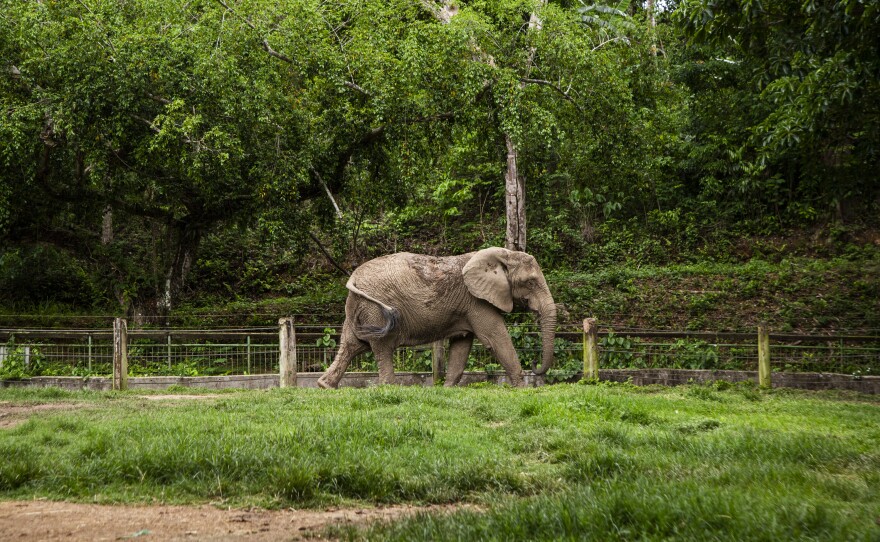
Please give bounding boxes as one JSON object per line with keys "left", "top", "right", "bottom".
{"left": 462, "top": 247, "right": 514, "bottom": 312}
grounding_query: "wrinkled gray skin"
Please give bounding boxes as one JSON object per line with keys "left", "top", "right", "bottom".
{"left": 317, "top": 247, "right": 557, "bottom": 388}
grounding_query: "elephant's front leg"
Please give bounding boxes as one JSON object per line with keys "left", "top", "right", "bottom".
{"left": 371, "top": 342, "right": 396, "bottom": 385}
{"left": 472, "top": 314, "right": 524, "bottom": 387}
{"left": 444, "top": 334, "right": 474, "bottom": 387}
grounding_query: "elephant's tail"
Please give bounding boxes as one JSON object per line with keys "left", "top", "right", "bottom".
{"left": 357, "top": 305, "right": 400, "bottom": 339}
{"left": 346, "top": 277, "right": 400, "bottom": 339}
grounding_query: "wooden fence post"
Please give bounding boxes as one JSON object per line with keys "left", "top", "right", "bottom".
{"left": 757, "top": 324, "right": 771, "bottom": 388}
{"left": 583, "top": 318, "right": 599, "bottom": 381}
{"left": 432, "top": 340, "right": 446, "bottom": 385}
{"left": 113, "top": 318, "right": 128, "bottom": 390}
{"left": 246, "top": 335, "right": 252, "bottom": 375}
{"left": 279, "top": 317, "right": 297, "bottom": 388}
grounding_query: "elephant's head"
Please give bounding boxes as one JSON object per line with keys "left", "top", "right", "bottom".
{"left": 462, "top": 247, "right": 557, "bottom": 375}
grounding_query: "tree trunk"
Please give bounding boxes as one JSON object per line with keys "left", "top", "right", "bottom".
{"left": 422, "top": 1, "right": 532, "bottom": 252}
{"left": 505, "top": 1, "right": 544, "bottom": 252}
{"left": 101, "top": 206, "right": 113, "bottom": 244}
{"left": 158, "top": 222, "right": 202, "bottom": 319}
{"left": 505, "top": 134, "right": 527, "bottom": 252}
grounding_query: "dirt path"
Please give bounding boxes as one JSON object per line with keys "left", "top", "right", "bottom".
{"left": 0, "top": 500, "right": 458, "bottom": 541}
{"left": 136, "top": 395, "right": 219, "bottom": 402}
{"left": 0, "top": 395, "right": 216, "bottom": 429}
{"left": 0, "top": 401, "right": 84, "bottom": 429}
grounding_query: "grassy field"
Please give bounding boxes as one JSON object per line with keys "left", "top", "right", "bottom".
{"left": 1, "top": 383, "right": 879, "bottom": 540}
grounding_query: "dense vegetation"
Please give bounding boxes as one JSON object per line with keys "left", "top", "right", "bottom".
{"left": 1, "top": 0, "right": 878, "bottom": 323}
{"left": 1, "top": 384, "right": 878, "bottom": 540}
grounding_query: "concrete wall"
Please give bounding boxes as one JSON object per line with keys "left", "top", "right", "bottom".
{"left": 1, "top": 370, "right": 877, "bottom": 394}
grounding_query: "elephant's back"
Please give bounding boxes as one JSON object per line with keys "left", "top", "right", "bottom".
{"left": 350, "top": 253, "right": 467, "bottom": 305}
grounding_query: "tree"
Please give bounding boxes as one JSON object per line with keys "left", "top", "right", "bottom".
{"left": 413, "top": 0, "right": 664, "bottom": 255}
{"left": 0, "top": 0, "right": 306, "bottom": 318}
{"left": 676, "top": 0, "right": 880, "bottom": 222}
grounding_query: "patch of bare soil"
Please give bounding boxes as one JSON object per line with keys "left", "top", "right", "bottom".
{"left": 0, "top": 501, "right": 463, "bottom": 541}
{"left": 137, "top": 395, "right": 218, "bottom": 401}
{"left": 0, "top": 401, "right": 84, "bottom": 429}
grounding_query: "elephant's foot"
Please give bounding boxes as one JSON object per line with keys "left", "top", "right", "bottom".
{"left": 444, "top": 374, "right": 463, "bottom": 387}
{"left": 316, "top": 377, "right": 338, "bottom": 389}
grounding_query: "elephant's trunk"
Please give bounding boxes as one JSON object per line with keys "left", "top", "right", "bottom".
{"left": 531, "top": 295, "right": 557, "bottom": 376}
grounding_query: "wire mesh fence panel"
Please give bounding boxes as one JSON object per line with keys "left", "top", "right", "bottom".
{"left": 0, "top": 340, "right": 114, "bottom": 376}
{"left": 771, "top": 341, "right": 879, "bottom": 375}
{"left": 599, "top": 337, "right": 760, "bottom": 371}
{"left": 299, "top": 344, "right": 441, "bottom": 373}
{"left": 126, "top": 340, "right": 280, "bottom": 376}
{"left": 298, "top": 345, "right": 338, "bottom": 373}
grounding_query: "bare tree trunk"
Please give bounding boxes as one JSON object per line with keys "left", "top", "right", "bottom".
{"left": 101, "top": 206, "right": 113, "bottom": 244}
{"left": 158, "top": 223, "right": 201, "bottom": 319}
{"left": 311, "top": 167, "right": 343, "bottom": 219}
{"left": 503, "top": 1, "right": 544, "bottom": 252}
{"left": 422, "top": 0, "right": 533, "bottom": 251}
{"left": 505, "top": 134, "right": 527, "bottom": 252}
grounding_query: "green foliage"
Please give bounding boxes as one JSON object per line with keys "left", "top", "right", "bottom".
{"left": 600, "top": 333, "right": 640, "bottom": 368}
{"left": 543, "top": 338, "right": 583, "bottom": 383}
{"left": 316, "top": 328, "right": 337, "bottom": 349}
{"left": 0, "top": 248, "right": 103, "bottom": 308}
{"left": 675, "top": 0, "right": 880, "bottom": 223}
{"left": 0, "top": 0, "right": 878, "bottom": 318}
{"left": 0, "top": 345, "right": 41, "bottom": 380}
{"left": 552, "top": 254, "right": 880, "bottom": 334}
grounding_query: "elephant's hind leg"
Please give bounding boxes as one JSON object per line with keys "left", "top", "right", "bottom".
{"left": 444, "top": 334, "right": 474, "bottom": 387}
{"left": 370, "top": 342, "right": 396, "bottom": 385}
{"left": 318, "top": 329, "right": 369, "bottom": 389}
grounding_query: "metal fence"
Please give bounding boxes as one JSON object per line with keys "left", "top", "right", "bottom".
{"left": 592, "top": 331, "right": 878, "bottom": 376}
{"left": 0, "top": 323, "right": 877, "bottom": 380}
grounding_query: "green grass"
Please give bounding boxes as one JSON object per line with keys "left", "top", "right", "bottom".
{"left": 1, "top": 383, "right": 879, "bottom": 540}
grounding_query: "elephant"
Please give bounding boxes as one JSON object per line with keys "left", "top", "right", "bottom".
{"left": 316, "top": 247, "right": 557, "bottom": 388}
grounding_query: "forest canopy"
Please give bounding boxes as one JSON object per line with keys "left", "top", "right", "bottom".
{"left": 1, "top": 0, "right": 878, "bottom": 316}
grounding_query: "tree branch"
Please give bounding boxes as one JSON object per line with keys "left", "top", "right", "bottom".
{"left": 146, "top": 92, "right": 171, "bottom": 105}
{"left": 343, "top": 80, "right": 370, "bottom": 96}
{"left": 74, "top": 0, "right": 117, "bottom": 56}
{"left": 259, "top": 37, "right": 294, "bottom": 64}
{"left": 420, "top": 0, "right": 458, "bottom": 23}
{"left": 307, "top": 231, "right": 350, "bottom": 276}
{"left": 311, "top": 167, "right": 343, "bottom": 219}
{"left": 592, "top": 36, "right": 627, "bottom": 51}
{"left": 215, "top": 0, "right": 377, "bottom": 97}
{"left": 132, "top": 114, "right": 161, "bottom": 133}
{"left": 520, "top": 78, "right": 583, "bottom": 112}
{"left": 214, "top": 0, "right": 294, "bottom": 64}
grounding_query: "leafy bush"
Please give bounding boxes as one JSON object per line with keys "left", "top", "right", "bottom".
{"left": 0, "top": 340, "right": 43, "bottom": 380}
